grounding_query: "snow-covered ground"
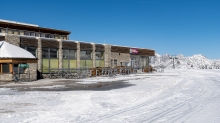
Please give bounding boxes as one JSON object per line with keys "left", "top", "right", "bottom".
{"left": 1, "top": 69, "right": 220, "bottom": 123}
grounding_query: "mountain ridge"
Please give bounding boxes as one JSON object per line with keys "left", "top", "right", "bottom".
{"left": 151, "top": 53, "right": 220, "bottom": 69}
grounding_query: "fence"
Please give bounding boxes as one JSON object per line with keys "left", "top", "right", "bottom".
{"left": 41, "top": 67, "right": 138, "bottom": 79}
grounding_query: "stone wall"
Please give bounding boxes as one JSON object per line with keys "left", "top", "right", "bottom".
{"left": 77, "top": 42, "right": 80, "bottom": 68}
{"left": 5, "top": 34, "right": 20, "bottom": 46}
{"left": 28, "top": 63, "right": 37, "bottom": 80}
{"left": 59, "top": 40, "right": 63, "bottom": 68}
{"left": 0, "top": 74, "right": 13, "bottom": 82}
{"left": 104, "top": 45, "right": 111, "bottom": 67}
{"left": 111, "top": 52, "right": 130, "bottom": 66}
{"left": 37, "top": 38, "right": 42, "bottom": 72}
{"left": 17, "top": 63, "right": 37, "bottom": 81}
{"left": 92, "top": 44, "right": 96, "bottom": 68}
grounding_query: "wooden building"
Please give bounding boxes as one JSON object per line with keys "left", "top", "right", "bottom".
{"left": 0, "top": 41, "right": 37, "bottom": 81}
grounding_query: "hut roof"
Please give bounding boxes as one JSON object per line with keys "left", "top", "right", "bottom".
{"left": 0, "top": 41, "right": 36, "bottom": 59}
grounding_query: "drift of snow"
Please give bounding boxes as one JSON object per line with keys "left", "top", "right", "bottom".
{"left": 1, "top": 69, "right": 220, "bottom": 123}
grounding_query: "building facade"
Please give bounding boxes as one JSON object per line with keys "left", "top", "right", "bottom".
{"left": 0, "top": 19, "right": 155, "bottom": 79}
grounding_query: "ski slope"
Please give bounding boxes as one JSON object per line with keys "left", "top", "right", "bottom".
{"left": 151, "top": 53, "right": 220, "bottom": 69}
{"left": 1, "top": 69, "right": 220, "bottom": 123}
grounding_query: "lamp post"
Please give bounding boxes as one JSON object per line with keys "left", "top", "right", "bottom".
{"left": 169, "top": 55, "right": 178, "bottom": 69}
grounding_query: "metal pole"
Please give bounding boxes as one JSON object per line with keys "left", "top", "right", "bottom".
{"left": 28, "top": 66, "right": 30, "bottom": 81}
{"left": 18, "top": 64, "right": 20, "bottom": 80}
{"left": 148, "top": 56, "right": 150, "bottom": 73}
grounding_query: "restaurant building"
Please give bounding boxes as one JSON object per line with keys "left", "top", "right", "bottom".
{"left": 0, "top": 19, "right": 155, "bottom": 80}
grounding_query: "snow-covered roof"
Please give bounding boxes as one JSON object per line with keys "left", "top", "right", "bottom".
{"left": 0, "top": 41, "right": 36, "bottom": 59}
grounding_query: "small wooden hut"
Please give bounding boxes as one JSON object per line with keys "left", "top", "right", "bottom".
{"left": 0, "top": 41, "right": 37, "bottom": 81}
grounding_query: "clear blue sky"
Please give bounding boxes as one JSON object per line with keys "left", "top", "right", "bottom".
{"left": 1, "top": 0, "right": 220, "bottom": 59}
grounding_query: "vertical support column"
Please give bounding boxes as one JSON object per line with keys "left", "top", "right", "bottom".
{"left": 37, "top": 38, "right": 42, "bottom": 72}
{"left": 59, "top": 39, "right": 63, "bottom": 69}
{"left": 104, "top": 44, "right": 111, "bottom": 67}
{"left": 92, "top": 43, "right": 96, "bottom": 68}
{"left": 147, "top": 56, "right": 150, "bottom": 73}
{"left": 77, "top": 42, "right": 80, "bottom": 68}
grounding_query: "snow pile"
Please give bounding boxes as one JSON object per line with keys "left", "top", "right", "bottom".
{"left": 151, "top": 53, "right": 220, "bottom": 69}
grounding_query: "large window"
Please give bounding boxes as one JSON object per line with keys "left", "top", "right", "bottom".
{"left": 36, "top": 32, "right": 40, "bottom": 37}
{"left": 45, "top": 34, "right": 50, "bottom": 38}
{"left": 140, "top": 56, "right": 149, "bottom": 67}
{"left": 22, "top": 47, "right": 37, "bottom": 57}
{"left": 80, "top": 51, "right": 92, "bottom": 68}
{"left": 63, "top": 49, "right": 77, "bottom": 68}
{"left": 96, "top": 51, "right": 104, "bottom": 67}
{"left": 1, "top": 63, "right": 9, "bottom": 73}
{"left": 40, "top": 33, "right": 45, "bottom": 37}
{"left": 30, "top": 32, "right": 35, "bottom": 36}
{"left": 24, "top": 31, "right": 30, "bottom": 36}
{"left": 42, "top": 48, "right": 59, "bottom": 73}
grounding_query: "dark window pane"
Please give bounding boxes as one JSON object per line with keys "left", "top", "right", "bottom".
{"left": 80, "top": 51, "right": 86, "bottom": 60}
{"left": 2, "top": 63, "right": 9, "bottom": 73}
{"left": 30, "top": 32, "right": 35, "bottom": 36}
{"left": 63, "top": 49, "right": 69, "bottom": 58}
{"left": 36, "top": 33, "right": 40, "bottom": 37}
{"left": 24, "top": 31, "right": 29, "bottom": 36}
{"left": 50, "top": 48, "right": 58, "bottom": 58}
{"left": 96, "top": 52, "right": 104, "bottom": 59}
{"left": 42, "top": 48, "right": 49, "bottom": 58}
{"left": 49, "top": 35, "right": 55, "bottom": 38}
{"left": 69, "top": 50, "right": 76, "bottom": 59}
{"left": 27, "top": 47, "right": 37, "bottom": 57}
{"left": 0, "top": 28, "right": 1, "bottom": 33}
{"left": 45, "top": 34, "right": 50, "bottom": 38}
{"left": 80, "top": 51, "right": 92, "bottom": 60}
{"left": 85, "top": 51, "right": 92, "bottom": 59}
{"left": 13, "top": 64, "right": 24, "bottom": 73}
{"left": 40, "top": 33, "right": 45, "bottom": 37}
{"left": 21, "top": 47, "right": 27, "bottom": 50}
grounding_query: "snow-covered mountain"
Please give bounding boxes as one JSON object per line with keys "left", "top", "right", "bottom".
{"left": 151, "top": 53, "right": 220, "bottom": 69}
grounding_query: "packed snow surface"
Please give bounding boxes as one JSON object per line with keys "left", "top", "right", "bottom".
{"left": 1, "top": 69, "right": 220, "bottom": 123}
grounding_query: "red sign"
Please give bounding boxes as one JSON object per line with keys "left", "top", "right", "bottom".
{"left": 130, "top": 48, "right": 138, "bottom": 54}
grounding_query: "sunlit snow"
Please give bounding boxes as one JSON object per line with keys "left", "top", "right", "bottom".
{"left": 1, "top": 69, "right": 220, "bottom": 123}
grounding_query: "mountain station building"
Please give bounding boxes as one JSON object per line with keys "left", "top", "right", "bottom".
{"left": 0, "top": 19, "right": 155, "bottom": 81}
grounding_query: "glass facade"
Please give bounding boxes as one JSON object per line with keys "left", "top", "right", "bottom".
{"left": 140, "top": 56, "right": 149, "bottom": 67}
{"left": 95, "top": 51, "right": 104, "bottom": 67}
{"left": 80, "top": 50, "right": 92, "bottom": 68}
{"left": 62, "top": 49, "right": 77, "bottom": 68}
{"left": 130, "top": 55, "right": 149, "bottom": 68}
{"left": 42, "top": 48, "right": 59, "bottom": 73}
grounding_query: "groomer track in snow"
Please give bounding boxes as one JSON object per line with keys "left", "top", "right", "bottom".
{"left": 0, "top": 69, "right": 220, "bottom": 123}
